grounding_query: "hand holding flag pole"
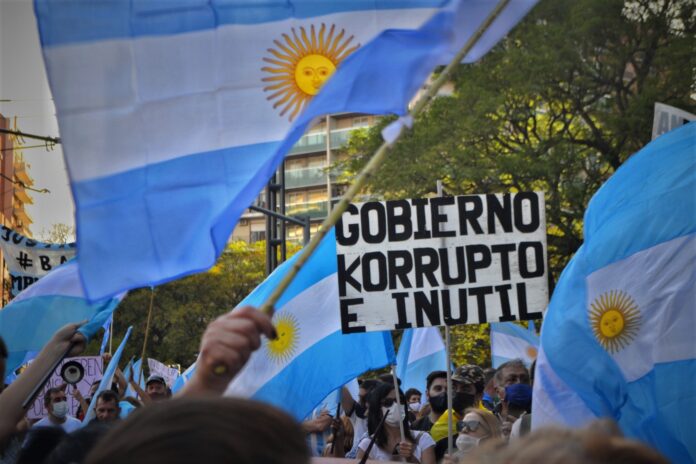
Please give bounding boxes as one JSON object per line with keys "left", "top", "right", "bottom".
{"left": 256, "top": 0, "right": 512, "bottom": 317}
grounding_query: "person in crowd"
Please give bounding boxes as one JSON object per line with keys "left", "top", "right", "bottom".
{"left": 93, "top": 390, "right": 121, "bottom": 423}
{"left": 481, "top": 367, "right": 497, "bottom": 411}
{"left": 302, "top": 407, "right": 334, "bottom": 456}
{"left": 44, "top": 422, "right": 112, "bottom": 464}
{"left": 509, "top": 360, "right": 536, "bottom": 440}
{"left": 411, "top": 370, "right": 447, "bottom": 432}
{"left": 461, "top": 419, "right": 669, "bottom": 464}
{"left": 405, "top": 388, "right": 422, "bottom": 414}
{"left": 452, "top": 408, "right": 502, "bottom": 458}
{"left": 342, "top": 378, "right": 379, "bottom": 458}
{"left": 85, "top": 397, "right": 309, "bottom": 464}
{"left": 493, "top": 359, "right": 530, "bottom": 438}
{"left": 322, "top": 415, "right": 354, "bottom": 458}
{"left": 32, "top": 387, "right": 82, "bottom": 433}
{"left": 356, "top": 382, "right": 436, "bottom": 464}
{"left": 16, "top": 427, "right": 66, "bottom": 464}
{"left": 144, "top": 374, "right": 170, "bottom": 402}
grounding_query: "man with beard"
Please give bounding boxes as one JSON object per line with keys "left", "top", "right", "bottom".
{"left": 412, "top": 371, "right": 447, "bottom": 432}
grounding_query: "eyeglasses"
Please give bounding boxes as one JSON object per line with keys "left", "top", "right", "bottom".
{"left": 456, "top": 420, "right": 490, "bottom": 434}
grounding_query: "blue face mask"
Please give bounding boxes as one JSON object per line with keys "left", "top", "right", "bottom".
{"left": 504, "top": 383, "right": 532, "bottom": 410}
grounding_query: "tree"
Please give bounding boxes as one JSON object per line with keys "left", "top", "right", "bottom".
{"left": 112, "top": 240, "right": 300, "bottom": 367}
{"left": 39, "top": 223, "right": 75, "bottom": 244}
{"left": 336, "top": 0, "right": 693, "bottom": 363}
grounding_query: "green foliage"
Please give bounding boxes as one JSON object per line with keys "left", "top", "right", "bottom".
{"left": 112, "top": 240, "right": 300, "bottom": 366}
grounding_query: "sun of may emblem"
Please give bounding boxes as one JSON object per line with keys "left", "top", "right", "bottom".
{"left": 265, "top": 312, "right": 300, "bottom": 363}
{"left": 261, "top": 24, "right": 360, "bottom": 121}
{"left": 589, "top": 290, "right": 641, "bottom": 353}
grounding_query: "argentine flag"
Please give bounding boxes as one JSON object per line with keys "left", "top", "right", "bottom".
{"left": 34, "top": 0, "right": 537, "bottom": 301}
{"left": 490, "top": 322, "right": 539, "bottom": 368}
{"left": 533, "top": 123, "right": 696, "bottom": 463}
{"left": 226, "top": 229, "right": 395, "bottom": 420}
{"left": 0, "top": 261, "right": 125, "bottom": 374}
{"left": 396, "top": 327, "right": 447, "bottom": 394}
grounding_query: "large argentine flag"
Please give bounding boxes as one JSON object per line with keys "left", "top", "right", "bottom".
{"left": 0, "top": 261, "right": 125, "bottom": 373}
{"left": 34, "top": 0, "right": 537, "bottom": 301}
{"left": 490, "top": 322, "right": 539, "bottom": 368}
{"left": 533, "top": 123, "right": 696, "bottom": 463}
{"left": 226, "top": 229, "right": 395, "bottom": 420}
{"left": 396, "top": 328, "right": 447, "bottom": 394}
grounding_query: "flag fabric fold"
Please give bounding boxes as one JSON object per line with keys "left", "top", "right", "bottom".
{"left": 35, "top": 0, "right": 537, "bottom": 301}
{"left": 225, "top": 229, "right": 395, "bottom": 420}
{"left": 490, "top": 322, "right": 539, "bottom": 368}
{"left": 396, "top": 327, "right": 447, "bottom": 394}
{"left": 532, "top": 122, "right": 696, "bottom": 463}
{"left": 0, "top": 260, "right": 125, "bottom": 373}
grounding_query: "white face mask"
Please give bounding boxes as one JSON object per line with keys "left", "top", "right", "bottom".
{"left": 409, "top": 401, "right": 422, "bottom": 412}
{"left": 52, "top": 401, "right": 69, "bottom": 419}
{"left": 382, "top": 402, "right": 405, "bottom": 427}
{"left": 456, "top": 434, "right": 481, "bottom": 453}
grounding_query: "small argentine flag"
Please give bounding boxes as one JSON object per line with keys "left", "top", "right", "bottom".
{"left": 0, "top": 261, "right": 125, "bottom": 374}
{"left": 226, "top": 229, "right": 395, "bottom": 420}
{"left": 490, "top": 322, "right": 539, "bottom": 368}
{"left": 533, "top": 122, "right": 696, "bottom": 463}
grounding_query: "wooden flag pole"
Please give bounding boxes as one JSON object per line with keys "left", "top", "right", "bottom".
{"left": 138, "top": 287, "right": 156, "bottom": 380}
{"left": 391, "top": 366, "right": 407, "bottom": 443}
{"left": 258, "top": 0, "right": 512, "bottom": 316}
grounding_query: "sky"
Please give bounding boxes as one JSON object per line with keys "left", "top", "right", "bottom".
{"left": 0, "top": 0, "right": 75, "bottom": 237}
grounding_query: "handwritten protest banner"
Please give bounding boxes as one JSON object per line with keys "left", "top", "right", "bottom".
{"left": 336, "top": 192, "right": 548, "bottom": 333}
{"left": 0, "top": 226, "right": 76, "bottom": 296}
{"left": 27, "top": 356, "right": 103, "bottom": 419}
{"left": 147, "top": 358, "right": 179, "bottom": 388}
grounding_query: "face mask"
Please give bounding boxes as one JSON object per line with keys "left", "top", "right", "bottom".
{"left": 354, "top": 402, "right": 367, "bottom": 419}
{"left": 456, "top": 434, "right": 481, "bottom": 453}
{"left": 453, "top": 392, "right": 476, "bottom": 413}
{"left": 52, "top": 401, "right": 69, "bottom": 419}
{"left": 409, "top": 401, "right": 422, "bottom": 412}
{"left": 382, "top": 403, "right": 405, "bottom": 427}
{"left": 430, "top": 393, "right": 448, "bottom": 413}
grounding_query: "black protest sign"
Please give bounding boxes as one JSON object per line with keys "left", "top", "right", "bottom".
{"left": 336, "top": 192, "right": 548, "bottom": 333}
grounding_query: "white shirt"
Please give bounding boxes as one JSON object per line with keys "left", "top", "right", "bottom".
{"left": 358, "top": 431, "right": 435, "bottom": 462}
{"left": 33, "top": 416, "right": 82, "bottom": 434}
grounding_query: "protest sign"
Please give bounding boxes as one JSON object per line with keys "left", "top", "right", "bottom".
{"left": 27, "top": 356, "right": 103, "bottom": 419}
{"left": 652, "top": 102, "right": 695, "bottom": 140}
{"left": 0, "top": 226, "right": 76, "bottom": 296}
{"left": 147, "top": 358, "right": 179, "bottom": 388}
{"left": 337, "top": 192, "right": 548, "bottom": 333}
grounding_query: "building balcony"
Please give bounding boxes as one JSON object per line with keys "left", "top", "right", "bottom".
{"left": 288, "top": 128, "right": 354, "bottom": 156}
{"left": 286, "top": 200, "right": 328, "bottom": 219}
{"left": 285, "top": 167, "right": 327, "bottom": 189}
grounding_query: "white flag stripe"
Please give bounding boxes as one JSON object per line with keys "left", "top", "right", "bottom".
{"left": 491, "top": 330, "right": 536, "bottom": 363}
{"left": 45, "top": 9, "right": 437, "bottom": 182}
{"left": 586, "top": 234, "right": 696, "bottom": 382}
{"left": 226, "top": 274, "right": 339, "bottom": 397}
{"left": 407, "top": 327, "right": 445, "bottom": 364}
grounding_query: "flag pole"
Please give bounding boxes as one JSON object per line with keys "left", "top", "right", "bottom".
{"left": 258, "top": 0, "right": 512, "bottom": 315}
{"left": 391, "top": 366, "right": 406, "bottom": 443}
{"left": 138, "top": 287, "right": 155, "bottom": 380}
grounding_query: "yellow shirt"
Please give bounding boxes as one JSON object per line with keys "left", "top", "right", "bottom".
{"left": 429, "top": 410, "right": 462, "bottom": 442}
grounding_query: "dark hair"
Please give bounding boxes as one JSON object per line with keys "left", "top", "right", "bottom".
{"left": 0, "top": 336, "right": 7, "bottom": 359}
{"left": 45, "top": 422, "right": 112, "bottom": 464}
{"left": 360, "top": 379, "right": 379, "bottom": 392}
{"left": 44, "top": 387, "right": 64, "bottom": 407}
{"left": 426, "top": 371, "right": 447, "bottom": 392}
{"left": 17, "top": 427, "right": 66, "bottom": 464}
{"left": 85, "top": 397, "right": 309, "bottom": 464}
{"left": 96, "top": 390, "right": 120, "bottom": 405}
{"left": 366, "top": 382, "right": 414, "bottom": 450}
{"left": 405, "top": 388, "right": 421, "bottom": 399}
{"left": 377, "top": 373, "right": 401, "bottom": 386}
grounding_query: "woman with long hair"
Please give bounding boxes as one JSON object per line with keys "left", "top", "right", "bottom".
{"left": 356, "top": 382, "right": 436, "bottom": 463}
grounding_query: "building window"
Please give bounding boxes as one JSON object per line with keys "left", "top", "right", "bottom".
{"left": 250, "top": 230, "right": 266, "bottom": 243}
{"left": 352, "top": 116, "right": 369, "bottom": 127}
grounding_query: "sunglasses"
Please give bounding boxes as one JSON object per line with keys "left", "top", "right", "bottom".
{"left": 456, "top": 420, "right": 489, "bottom": 434}
{"left": 381, "top": 398, "right": 405, "bottom": 408}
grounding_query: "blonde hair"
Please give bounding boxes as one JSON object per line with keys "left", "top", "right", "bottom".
{"left": 463, "top": 407, "right": 502, "bottom": 440}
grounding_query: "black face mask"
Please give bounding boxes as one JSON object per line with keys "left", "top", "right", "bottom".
{"left": 452, "top": 392, "right": 476, "bottom": 413}
{"left": 354, "top": 402, "right": 367, "bottom": 419}
{"left": 430, "top": 393, "right": 448, "bottom": 414}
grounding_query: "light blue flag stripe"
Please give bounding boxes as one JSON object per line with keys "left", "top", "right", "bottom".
{"left": 396, "top": 328, "right": 448, "bottom": 394}
{"left": 82, "top": 326, "right": 133, "bottom": 425}
{"left": 0, "top": 261, "right": 125, "bottom": 373}
{"left": 99, "top": 315, "right": 112, "bottom": 355}
{"left": 491, "top": 322, "right": 540, "bottom": 346}
{"left": 537, "top": 122, "right": 696, "bottom": 463}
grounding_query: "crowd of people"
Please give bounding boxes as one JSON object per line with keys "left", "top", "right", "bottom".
{"left": 0, "top": 306, "right": 670, "bottom": 463}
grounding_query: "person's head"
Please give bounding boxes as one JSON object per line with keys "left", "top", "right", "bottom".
{"left": 145, "top": 375, "right": 170, "bottom": 402}
{"left": 494, "top": 359, "right": 530, "bottom": 400}
{"left": 425, "top": 370, "right": 448, "bottom": 414}
{"left": 17, "top": 427, "right": 66, "bottom": 464}
{"left": 44, "top": 387, "right": 69, "bottom": 421}
{"left": 504, "top": 383, "right": 532, "bottom": 416}
{"left": 85, "top": 397, "right": 310, "bottom": 464}
{"left": 95, "top": 390, "right": 121, "bottom": 423}
{"left": 45, "top": 422, "right": 112, "bottom": 464}
{"left": 405, "top": 388, "right": 422, "bottom": 412}
{"left": 456, "top": 408, "right": 502, "bottom": 454}
{"left": 0, "top": 336, "right": 7, "bottom": 393}
{"left": 451, "top": 365, "right": 485, "bottom": 414}
{"left": 366, "top": 382, "right": 413, "bottom": 449}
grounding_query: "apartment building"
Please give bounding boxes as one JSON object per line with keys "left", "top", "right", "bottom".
{"left": 231, "top": 113, "right": 377, "bottom": 244}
